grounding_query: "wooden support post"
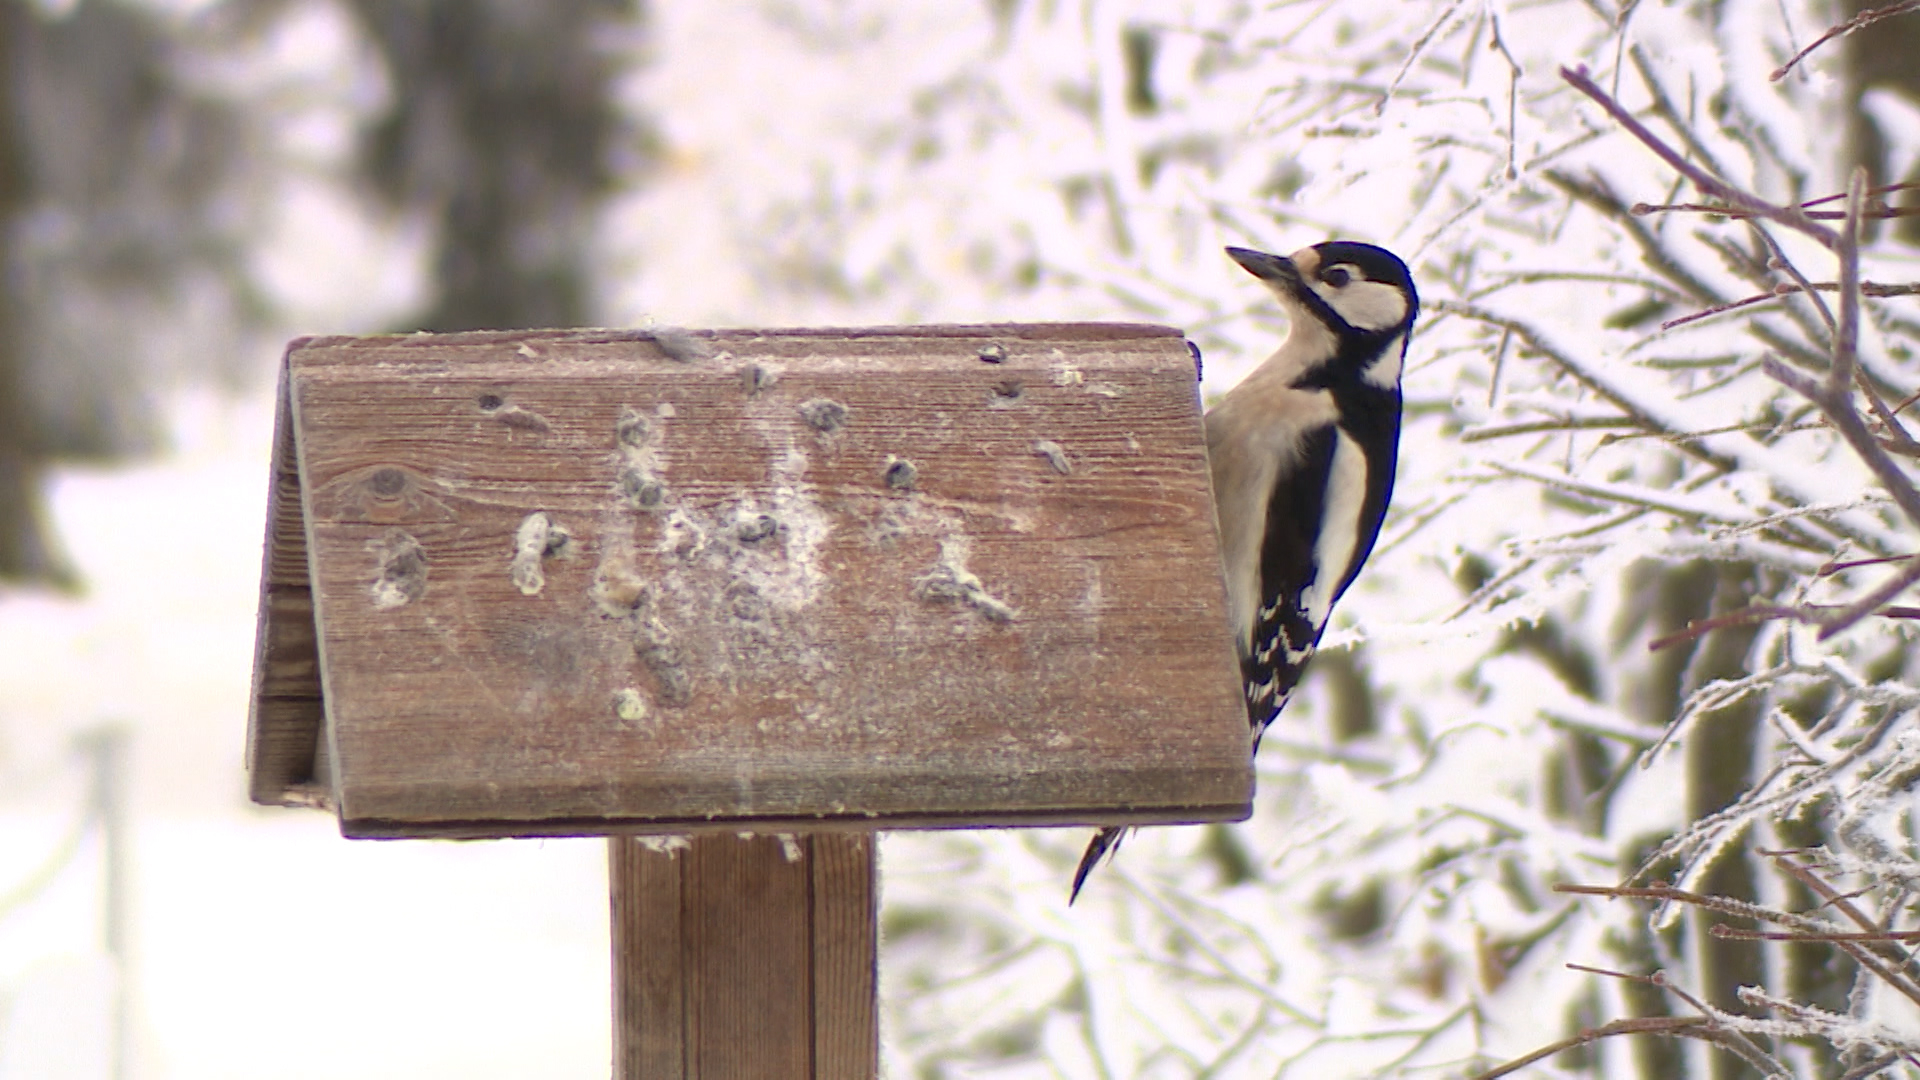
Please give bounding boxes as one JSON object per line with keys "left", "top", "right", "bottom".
{"left": 610, "top": 832, "right": 876, "bottom": 1080}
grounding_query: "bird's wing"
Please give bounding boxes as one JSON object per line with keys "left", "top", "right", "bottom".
{"left": 1245, "top": 423, "right": 1340, "bottom": 743}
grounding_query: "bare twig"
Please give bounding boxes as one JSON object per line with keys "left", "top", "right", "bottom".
{"left": 1461, "top": 416, "right": 1640, "bottom": 442}
{"left": 1645, "top": 578, "right": 1920, "bottom": 649}
{"left": 1661, "top": 290, "right": 1790, "bottom": 331}
{"left": 1376, "top": 0, "right": 1470, "bottom": 115}
{"left": 1755, "top": 222, "right": 1838, "bottom": 332}
{"left": 1646, "top": 605, "right": 1808, "bottom": 651}
{"left": 1561, "top": 65, "right": 1840, "bottom": 247}
{"left": 1476, "top": 958, "right": 1789, "bottom": 1079}
{"left": 1435, "top": 299, "right": 1738, "bottom": 473}
{"left": 1802, "top": 179, "right": 1920, "bottom": 210}
{"left": 1469, "top": 1016, "right": 1717, "bottom": 1080}
{"left": 1766, "top": 362, "right": 1920, "bottom": 548}
{"left": 1632, "top": 178, "right": 1920, "bottom": 221}
{"left": 1651, "top": 282, "right": 1920, "bottom": 336}
{"left": 1764, "top": 851, "right": 1920, "bottom": 1005}
{"left": 1712, "top": 925, "right": 1920, "bottom": 943}
{"left": 1819, "top": 553, "right": 1915, "bottom": 575}
{"left": 1489, "top": 15, "right": 1521, "bottom": 180}
{"left": 1562, "top": 875, "right": 1920, "bottom": 1012}
{"left": 1637, "top": 203, "right": 1920, "bottom": 221}
{"left": 1838, "top": 1052, "right": 1905, "bottom": 1080}
{"left": 1832, "top": 170, "right": 1866, "bottom": 395}
{"left": 1771, "top": 0, "right": 1920, "bottom": 82}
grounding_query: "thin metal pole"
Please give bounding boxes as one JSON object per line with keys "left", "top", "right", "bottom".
{"left": 77, "top": 725, "right": 131, "bottom": 1080}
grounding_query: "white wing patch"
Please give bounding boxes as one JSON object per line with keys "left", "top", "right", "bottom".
{"left": 1296, "top": 430, "right": 1369, "bottom": 633}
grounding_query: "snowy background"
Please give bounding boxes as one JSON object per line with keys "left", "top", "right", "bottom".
{"left": 4, "top": 0, "right": 1919, "bottom": 1077}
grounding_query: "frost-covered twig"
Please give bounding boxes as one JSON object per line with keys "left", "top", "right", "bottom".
{"left": 1434, "top": 299, "right": 1738, "bottom": 472}
{"left": 1560, "top": 65, "right": 1840, "bottom": 247}
{"left": 1770, "top": 0, "right": 1920, "bottom": 82}
{"left": 1661, "top": 281, "right": 1920, "bottom": 332}
{"left": 1632, "top": 180, "right": 1920, "bottom": 221}
{"left": 1469, "top": 1015, "right": 1717, "bottom": 1080}
{"left": 1473, "top": 961, "right": 1791, "bottom": 1079}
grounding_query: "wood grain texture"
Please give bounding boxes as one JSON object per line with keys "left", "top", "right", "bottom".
{"left": 245, "top": 361, "right": 329, "bottom": 807}
{"left": 265, "top": 323, "right": 1249, "bottom": 836}
{"left": 610, "top": 836, "right": 686, "bottom": 1079}
{"left": 689, "top": 834, "right": 813, "bottom": 1079}
{"left": 811, "top": 834, "right": 877, "bottom": 1080}
{"left": 609, "top": 833, "right": 878, "bottom": 1080}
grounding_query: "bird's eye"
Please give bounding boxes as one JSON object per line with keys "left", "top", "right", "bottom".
{"left": 1321, "top": 266, "right": 1352, "bottom": 288}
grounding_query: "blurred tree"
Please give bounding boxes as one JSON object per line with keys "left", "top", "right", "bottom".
{"left": 345, "top": 0, "right": 660, "bottom": 332}
{"left": 0, "top": 0, "right": 264, "bottom": 589}
{"left": 0, "top": 0, "right": 660, "bottom": 590}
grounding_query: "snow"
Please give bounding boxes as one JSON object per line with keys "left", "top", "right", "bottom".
{"left": 7, "top": 0, "right": 1920, "bottom": 1075}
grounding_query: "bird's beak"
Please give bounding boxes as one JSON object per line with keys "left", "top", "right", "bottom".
{"left": 1226, "top": 247, "right": 1303, "bottom": 292}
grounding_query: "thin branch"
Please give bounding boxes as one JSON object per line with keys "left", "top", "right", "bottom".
{"left": 1629, "top": 43, "right": 1731, "bottom": 179}
{"left": 1765, "top": 852, "right": 1920, "bottom": 1005}
{"left": 1469, "top": 1016, "right": 1715, "bottom": 1080}
{"left": 1661, "top": 290, "right": 1789, "bottom": 331}
{"left": 1560, "top": 65, "right": 1840, "bottom": 247}
{"left": 1480, "top": 959, "right": 1788, "bottom": 1077}
{"left": 1487, "top": 323, "right": 1511, "bottom": 407}
{"left": 1712, "top": 925, "right": 1920, "bottom": 943}
{"left": 1812, "top": 543, "right": 1920, "bottom": 634}
{"left": 1832, "top": 169, "right": 1866, "bottom": 397}
{"left": 1461, "top": 416, "right": 1641, "bottom": 442}
{"left": 1559, "top": 878, "right": 1920, "bottom": 1012}
{"left": 1647, "top": 605, "right": 1807, "bottom": 651}
{"left": 1435, "top": 299, "right": 1738, "bottom": 473}
{"left": 1767, "top": 360, "right": 1920, "bottom": 564}
{"left": 1471, "top": 269, "right": 1690, "bottom": 301}
{"left": 1638, "top": 203, "right": 1920, "bottom": 221}
{"left": 1376, "top": 0, "right": 1469, "bottom": 116}
{"left": 1633, "top": 187, "right": 1920, "bottom": 221}
{"left": 1488, "top": 461, "right": 1743, "bottom": 523}
{"left": 1820, "top": 553, "right": 1915, "bottom": 575}
{"left": 1771, "top": 0, "right": 1920, "bottom": 82}
{"left": 1489, "top": 14, "right": 1521, "bottom": 180}
{"left": 1803, "top": 178, "right": 1920, "bottom": 210}
{"left": 1753, "top": 222, "right": 1837, "bottom": 333}
{"left": 1646, "top": 578, "right": 1920, "bottom": 649}
{"left": 1838, "top": 1052, "right": 1904, "bottom": 1080}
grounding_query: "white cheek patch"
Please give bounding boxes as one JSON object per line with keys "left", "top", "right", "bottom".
{"left": 1363, "top": 333, "right": 1406, "bottom": 389}
{"left": 1319, "top": 279, "right": 1408, "bottom": 332}
{"left": 1297, "top": 430, "right": 1369, "bottom": 634}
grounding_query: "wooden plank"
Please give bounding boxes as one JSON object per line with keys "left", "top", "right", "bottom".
{"left": 609, "top": 836, "right": 686, "bottom": 1079}
{"left": 689, "top": 834, "right": 813, "bottom": 1079}
{"left": 283, "top": 324, "right": 1249, "bottom": 836}
{"left": 246, "top": 362, "right": 329, "bottom": 807}
{"left": 811, "top": 834, "right": 877, "bottom": 1080}
{"left": 609, "top": 833, "right": 879, "bottom": 1080}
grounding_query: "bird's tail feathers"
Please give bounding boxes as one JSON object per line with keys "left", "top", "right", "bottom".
{"left": 1070, "top": 826, "right": 1130, "bottom": 904}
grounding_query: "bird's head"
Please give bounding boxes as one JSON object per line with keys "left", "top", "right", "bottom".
{"left": 1227, "top": 242, "right": 1417, "bottom": 389}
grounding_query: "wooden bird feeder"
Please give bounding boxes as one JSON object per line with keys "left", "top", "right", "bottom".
{"left": 246, "top": 322, "right": 1249, "bottom": 1077}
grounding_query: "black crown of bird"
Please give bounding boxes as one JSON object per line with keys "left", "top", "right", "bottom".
{"left": 1071, "top": 240, "right": 1418, "bottom": 902}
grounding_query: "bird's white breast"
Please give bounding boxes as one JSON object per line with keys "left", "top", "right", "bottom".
{"left": 1205, "top": 366, "right": 1340, "bottom": 653}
